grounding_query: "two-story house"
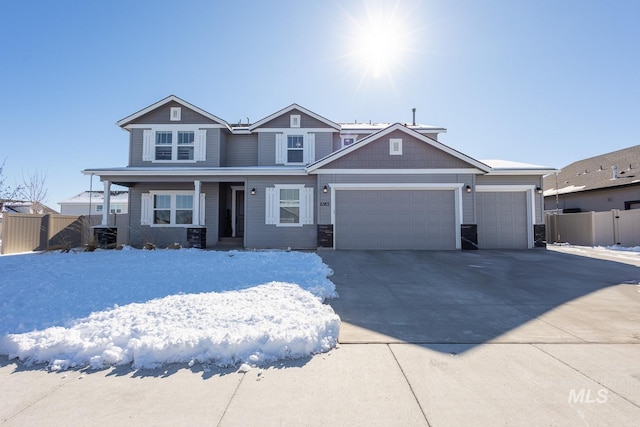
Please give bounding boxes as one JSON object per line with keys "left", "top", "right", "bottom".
{"left": 83, "top": 95, "right": 555, "bottom": 250}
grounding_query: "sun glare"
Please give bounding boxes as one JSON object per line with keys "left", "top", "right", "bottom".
{"left": 343, "top": 1, "right": 415, "bottom": 86}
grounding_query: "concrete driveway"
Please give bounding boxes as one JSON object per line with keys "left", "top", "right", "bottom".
{"left": 318, "top": 246, "right": 640, "bottom": 425}
{"left": 1, "top": 246, "right": 639, "bottom": 426}
{"left": 321, "top": 247, "right": 640, "bottom": 346}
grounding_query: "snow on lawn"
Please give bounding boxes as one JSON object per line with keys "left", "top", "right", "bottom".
{"left": 0, "top": 249, "right": 339, "bottom": 370}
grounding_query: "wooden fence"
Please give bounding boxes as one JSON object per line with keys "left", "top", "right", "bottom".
{"left": 545, "top": 209, "right": 640, "bottom": 247}
{"left": 0, "top": 213, "right": 129, "bottom": 255}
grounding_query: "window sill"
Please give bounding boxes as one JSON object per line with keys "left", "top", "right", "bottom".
{"left": 275, "top": 223, "right": 304, "bottom": 227}
{"left": 150, "top": 160, "right": 198, "bottom": 164}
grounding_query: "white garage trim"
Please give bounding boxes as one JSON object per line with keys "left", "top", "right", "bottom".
{"left": 476, "top": 185, "right": 535, "bottom": 248}
{"left": 328, "top": 183, "right": 464, "bottom": 250}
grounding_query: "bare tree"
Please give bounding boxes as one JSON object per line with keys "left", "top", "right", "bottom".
{"left": 0, "top": 158, "right": 22, "bottom": 201}
{"left": 17, "top": 169, "right": 49, "bottom": 213}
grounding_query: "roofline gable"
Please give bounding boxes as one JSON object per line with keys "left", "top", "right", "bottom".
{"left": 116, "top": 95, "right": 230, "bottom": 129}
{"left": 249, "top": 103, "right": 341, "bottom": 131}
{"left": 306, "top": 123, "right": 492, "bottom": 172}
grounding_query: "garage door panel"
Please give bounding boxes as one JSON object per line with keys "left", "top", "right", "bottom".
{"left": 477, "top": 191, "right": 528, "bottom": 249}
{"left": 335, "top": 190, "right": 456, "bottom": 250}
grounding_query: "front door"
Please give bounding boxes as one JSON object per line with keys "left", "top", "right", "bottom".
{"left": 235, "top": 190, "right": 245, "bottom": 237}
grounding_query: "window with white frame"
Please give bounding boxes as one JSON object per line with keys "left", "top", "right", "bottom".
{"left": 143, "top": 128, "right": 206, "bottom": 162}
{"left": 287, "top": 135, "right": 304, "bottom": 163}
{"left": 170, "top": 107, "right": 181, "bottom": 121}
{"left": 341, "top": 136, "right": 356, "bottom": 147}
{"left": 275, "top": 133, "right": 315, "bottom": 164}
{"left": 390, "top": 138, "right": 403, "bottom": 155}
{"left": 177, "top": 131, "right": 195, "bottom": 160}
{"left": 290, "top": 114, "right": 300, "bottom": 128}
{"left": 97, "top": 204, "right": 123, "bottom": 214}
{"left": 141, "top": 192, "right": 204, "bottom": 226}
{"left": 265, "top": 185, "right": 314, "bottom": 226}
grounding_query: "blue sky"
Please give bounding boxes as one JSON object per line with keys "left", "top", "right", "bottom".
{"left": 2, "top": 0, "right": 639, "bottom": 208}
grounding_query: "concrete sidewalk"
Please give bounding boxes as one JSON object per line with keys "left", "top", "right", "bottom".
{"left": 2, "top": 247, "right": 640, "bottom": 426}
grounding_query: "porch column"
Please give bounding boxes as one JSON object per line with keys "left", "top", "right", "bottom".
{"left": 193, "top": 180, "right": 201, "bottom": 225}
{"left": 102, "top": 180, "right": 111, "bottom": 226}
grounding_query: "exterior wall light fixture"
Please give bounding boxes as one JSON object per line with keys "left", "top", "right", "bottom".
{"left": 251, "top": 188, "right": 256, "bottom": 195}
{"left": 323, "top": 185, "right": 328, "bottom": 193}
{"left": 465, "top": 185, "right": 472, "bottom": 193}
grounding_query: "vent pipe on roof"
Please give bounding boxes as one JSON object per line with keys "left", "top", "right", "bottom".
{"left": 412, "top": 108, "right": 416, "bottom": 126}
{"left": 612, "top": 165, "right": 618, "bottom": 179}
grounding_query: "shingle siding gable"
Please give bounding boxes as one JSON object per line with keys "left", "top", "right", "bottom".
{"left": 323, "top": 130, "right": 473, "bottom": 169}
{"left": 130, "top": 101, "right": 222, "bottom": 125}
{"left": 258, "top": 109, "right": 334, "bottom": 129}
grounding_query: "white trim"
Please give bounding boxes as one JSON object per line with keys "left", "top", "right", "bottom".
{"left": 476, "top": 185, "right": 536, "bottom": 248}
{"left": 307, "top": 123, "right": 491, "bottom": 172}
{"left": 147, "top": 190, "right": 197, "bottom": 227}
{"left": 117, "top": 95, "right": 230, "bottom": 128}
{"left": 389, "top": 138, "right": 402, "bottom": 155}
{"left": 124, "top": 124, "right": 220, "bottom": 131}
{"left": 193, "top": 180, "right": 201, "bottom": 225}
{"left": 170, "top": 107, "right": 181, "bottom": 121}
{"left": 290, "top": 114, "right": 301, "bottom": 128}
{"left": 249, "top": 103, "right": 340, "bottom": 131}
{"left": 230, "top": 185, "right": 244, "bottom": 237}
{"left": 328, "top": 182, "right": 463, "bottom": 250}
{"left": 82, "top": 167, "right": 309, "bottom": 177}
{"left": 252, "top": 127, "right": 337, "bottom": 133}
{"left": 309, "top": 168, "right": 484, "bottom": 175}
{"left": 265, "top": 184, "right": 313, "bottom": 227}
{"left": 102, "top": 180, "right": 111, "bottom": 226}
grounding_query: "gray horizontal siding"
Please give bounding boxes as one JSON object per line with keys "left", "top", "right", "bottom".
{"left": 258, "top": 133, "right": 277, "bottom": 166}
{"left": 244, "top": 175, "right": 318, "bottom": 249}
{"left": 325, "top": 130, "right": 472, "bottom": 169}
{"left": 225, "top": 134, "right": 259, "bottom": 166}
{"left": 314, "top": 132, "right": 333, "bottom": 161}
{"left": 128, "top": 183, "right": 219, "bottom": 248}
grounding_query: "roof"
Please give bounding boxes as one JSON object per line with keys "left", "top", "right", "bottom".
{"left": 307, "top": 123, "right": 492, "bottom": 173}
{"left": 0, "top": 200, "right": 58, "bottom": 215}
{"left": 480, "top": 159, "right": 557, "bottom": 175}
{"left": 117, "top": 95, "right": 230, "bottom": 129}
{"left": 59, "top": 191, "right": 129, "bottom": 205}
{"left": 339, "top": 122, "right": 446, "bottom": 134}
{"left": 543, "top": 145, "right": 640, "bottom": 196}
{"left": 249, "top": 104, "right": 341, "bottom": 131}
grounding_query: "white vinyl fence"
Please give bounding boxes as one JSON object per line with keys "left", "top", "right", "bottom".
{"left": 546, "top": 209, "right": 640, "bottom": 247}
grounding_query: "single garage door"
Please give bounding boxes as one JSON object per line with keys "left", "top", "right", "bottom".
{"left": 334, "top": 189, "right": 457, "bottom": 250}
{"left": 477, "top": 191, "right": 529, "bottom": 249}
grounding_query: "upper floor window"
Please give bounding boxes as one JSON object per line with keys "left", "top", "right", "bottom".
{"left": 287, "top": 135, "right": 304, "bottom": 163}
{"left": 275, "top": 132, "right": 316, "bottom": 165}
{"left": 143, "top": 128, "right": 206, "bottom": 162}
{"left": 177, "top": 131, "right": 195, "bottom": 160}
{"left": 342, "top": 136, "right": 356, "bottom": 147}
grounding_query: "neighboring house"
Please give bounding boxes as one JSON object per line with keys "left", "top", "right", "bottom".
{"left": 543, "top": 145, "right": 640, "bottom": 212}
{"left": 0, "top": 199, "right": 57, "bottom": 219}
{"left": 59, "top": 191, "right": 129, "bottom": 215}
{"left": 83, "top": 95, "right": 555, "bottom": 250}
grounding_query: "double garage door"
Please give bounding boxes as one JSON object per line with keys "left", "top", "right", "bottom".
{"left": 334, "top": 189, "right": 457, "bottom": 250}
